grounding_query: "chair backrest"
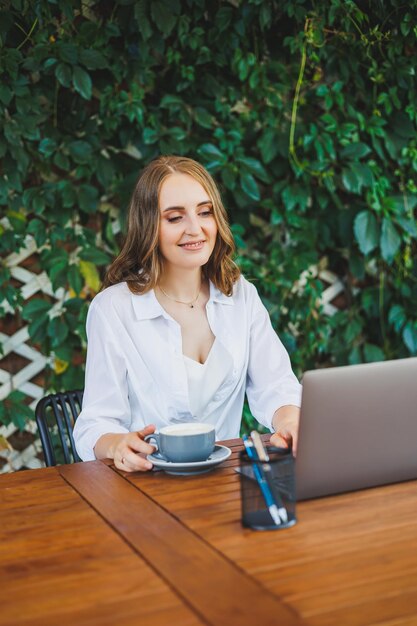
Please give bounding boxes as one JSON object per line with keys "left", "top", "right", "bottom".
{"left": 35, "top": 390, "right": 83, "bottom": 467}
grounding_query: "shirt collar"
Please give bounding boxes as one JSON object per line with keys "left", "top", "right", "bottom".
{"left": 209, "top": 281, "right": 235, "bottom": 306}
{"left": 131, "top": 289, "right": 166, "bottom": 321}
{"left": 131, "top": 281, "right": 234, "bottom": 321}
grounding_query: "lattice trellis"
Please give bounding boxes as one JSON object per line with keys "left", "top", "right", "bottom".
{"left": 294, "top": 264, "right": 345, "bottom": 315}
{"left": 0, "top": 235, "right": 66, "bottom": 473}
{"left": 317, "top": 269, "right": 345, "bottom": 316}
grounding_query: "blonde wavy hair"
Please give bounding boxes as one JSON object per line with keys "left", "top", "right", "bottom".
{"left": 103, "top": 155, "right": 240, "bottom": 295}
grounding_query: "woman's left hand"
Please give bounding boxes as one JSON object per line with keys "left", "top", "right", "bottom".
{"left": 270, "top": 405, "right": 301, "bottom": 455}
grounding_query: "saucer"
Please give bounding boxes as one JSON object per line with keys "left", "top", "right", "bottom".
{"left": 147, "top": 444, "right": 232, "bottom": 476}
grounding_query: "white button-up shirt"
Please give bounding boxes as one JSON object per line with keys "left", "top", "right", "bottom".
{"left": 73, "top": 276, "right": 302, "bottom": 461}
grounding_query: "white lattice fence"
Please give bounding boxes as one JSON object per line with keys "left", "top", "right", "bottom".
{"left": 0, "top": 235, "right": 66, "bottom": 473}
{"left": 294, "top": 263, "right": 345, "bottom": 315}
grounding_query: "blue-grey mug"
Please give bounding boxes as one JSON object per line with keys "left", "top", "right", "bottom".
{"left": 144, "top": 423, "right": 215, "bottom": 463}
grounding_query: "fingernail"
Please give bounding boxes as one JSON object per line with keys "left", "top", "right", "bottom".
{"left": 145, "top": 462, "right": 152, "bottom": 469}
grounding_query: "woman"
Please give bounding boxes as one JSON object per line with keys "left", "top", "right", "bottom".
{"left": 73, "top": 156, "right": 302, "bottom": 472}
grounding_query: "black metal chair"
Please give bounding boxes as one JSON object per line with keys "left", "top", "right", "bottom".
{"left": 35, "top": 390, "right": 83, "bottom": 466}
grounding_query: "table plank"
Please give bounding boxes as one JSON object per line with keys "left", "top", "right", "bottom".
{"left": 0, "top": 467, "right": 202, "bottom": 626}
{"left": 121, "top": 443, "right": 417, "bottom": 626}
{"left": 59, "top": 461, "right": 304, "bottom": 626}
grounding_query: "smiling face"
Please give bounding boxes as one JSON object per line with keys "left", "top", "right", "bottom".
{"left": 158, "top": 173, "right": 218, "bottom": 272}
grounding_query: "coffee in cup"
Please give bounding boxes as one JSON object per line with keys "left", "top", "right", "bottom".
{"left": 144, "top": 423, "right": 215, "bottom": 463}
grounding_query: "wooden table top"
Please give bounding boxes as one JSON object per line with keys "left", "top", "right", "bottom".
{"left": 1, "top": 437, "right": 417, "bottom": 626}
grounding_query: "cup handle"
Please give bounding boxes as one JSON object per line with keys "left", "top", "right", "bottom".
{"left": 144, "top": 433, "right": 160, "bottom": 455}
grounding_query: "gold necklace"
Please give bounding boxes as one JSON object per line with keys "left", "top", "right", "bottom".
{"left": 159, "top": 285, "right": 201, "bottom": 308}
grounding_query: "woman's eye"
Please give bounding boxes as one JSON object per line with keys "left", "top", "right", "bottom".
{"left": 199, "top": 210, "right": 213, "bottom": 217}
{"left": 167, "top": 215, "right": 182, "bottom": 223}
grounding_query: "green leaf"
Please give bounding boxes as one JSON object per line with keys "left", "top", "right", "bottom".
{"left": 388, "top": 305, "right": 406, "bottom": 332}
{"left": 21, "top": 299, "right": 50, "bottom": 320}
{"left": 282, "top": 185, "right": 309, "bottom": 212}
{"left": 49, "top": 260, "right": 68, "bottom": 286}
{"left": 27, "top": 218, "right": 47, "bottom": 247}
{"left": 4, "top": 391, "right": 34, "bottom": 430}
{"left": 39, "top": 138, "right": 57, "bottom": 157}
{"left": 403, "top": 321, "right": 417, "bottom": 354}
{"left": 58, "top": 43, "right": 78, "bottom": 65}
{"left": 342, "top": 165, "right": 364, "bottom": 194}
{"left": 55, "top": 63, "right": 72, "bottom": 87}
{"left": 96, "top": 156, "right": 115, "bottom": 187}
{"left": 68, "top": 264, "right": 83, "bottom": 295}
{"left": 150, "top": 1, "right": 178, "bottom": 35}
{"left": 32, "top": 193, "right": 46, "bottom": 214}
{"left": 79, "top": 49, "right": 107, "bottom": 69}
{"left": 78, "top": 185, "right": 98, "bottom": 213}
{"left": 392, "top": 112, "right": 415, "bottom": 139}
{"left": 54, "top": 344, "right": 73, "bottom": 362}
{"left": 341, "top": 142, "right": 371, "bottom": 159}
{"left": 353, "top": 211, "right": 379, "bottom": 255}
{"left": 236, "top": 157, "right": 270, "bottom": 183}
{"left": 7, "top": 210, "right": 26, "bottom": 233}
{"left": 355, "top": 163, "right": 374, "bottom": 188}
{"left": 48, "top": 317, "right": 69, "bottom": 348}
{"left": 53, "top": 151, "right": 70, "bottom": 170}
{"left": 380, "top": 218, "right": 401, "bottom": 263}
{"left": 396, "top": 216, "right": 417, "bottom": 238}
{"left": 221, "top": 167, "right": 236, "bottom": 191}
{"left": 194, "top": 107, "right": 213, "bottom": 129}
{"left": 240, "top": 172, "right": 260, "bottom": 201}
{"left": 216, "top": 6, "right": 233, "bottom": 32}
{"left": 258, "top": 129, "right": 279, "bottom": 164}
{"left": 169, "top": 126, "right": 186, "bottom": 141}
{"left": 60, "top": 181, "right": 76, "bottom": 207}
{"left": 363, "top": 343, "right": 385, "bottom": 363}
{"left": 72, "top": 66, "right": 92, "bottom": 100}
{"left": 344, "top": 318, "right": 362, "bottom": 343}
{"left": 197, "top": 143, "right": 226, "bottom": 171}
{"left": 79, "top": 247, "right": 111, "bottom": 265}
{"left": 68, "top": 140, "right": 93, "bottom": 164}
{"left": 143, "top": 128, "right": 159, "bottom": 144}
{"left": 0, "top": 84, "right": 13, "bottom": 106}
{"left": 43, "top": 57, "right": 58, "bottom": 71}
{"left": 198, "top": 143, "right": 224, "bottom": 159}
{"left": 160, "top": 94, "right": 184, "bottom": 109}
{"left": 28, "top": 315, "right": 49, "bottom": 343}
{"left": 134, "top": 0, "right": 152, "bottom": 40}
{"left": 348, "top": 345, "right": 362, "bottom": 365}
{"left": 341, "top": 163, "right": 373, "bottom": 191}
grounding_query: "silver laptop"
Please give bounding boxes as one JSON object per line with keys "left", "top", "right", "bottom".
{"left": 296, "top": 357, "right": 417, "bottom": 500}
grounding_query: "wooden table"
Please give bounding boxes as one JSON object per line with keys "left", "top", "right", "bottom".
{"left": 1, "top": 438, "right": 417, "bottom": 626}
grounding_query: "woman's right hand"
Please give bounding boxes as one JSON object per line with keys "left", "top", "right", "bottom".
{"left": 95, "top": 425, "right": 156, "bottom": 472}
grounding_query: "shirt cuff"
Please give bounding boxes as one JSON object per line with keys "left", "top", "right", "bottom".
{"left": 262, "top": 391, "right": 303, "bottom": 432}
{"left": 75, "top": 423, "right": 129, "bottom": 461}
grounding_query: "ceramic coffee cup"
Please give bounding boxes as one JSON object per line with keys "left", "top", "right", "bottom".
{"left": 144, "top": 423, "right": 215, "bottom": 463}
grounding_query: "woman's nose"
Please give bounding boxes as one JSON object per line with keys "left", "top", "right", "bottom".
{"left": 184, "top": 213, "right": 202, "bottom": 235}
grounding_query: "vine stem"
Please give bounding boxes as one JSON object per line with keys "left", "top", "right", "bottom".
{"left": 16, "top": 18, "right": 38, "bottom": 50}
{"left": 54, "top": 80, "right": 59, "bottom": 128}
{"left": 289, "top": 20, "right": 309, "bottom": 171}
{"left": 379, "top": 269, "right": 386, "bottom": 345}
{"left": 288, "top": 18, "right": 324, "bottom": 178}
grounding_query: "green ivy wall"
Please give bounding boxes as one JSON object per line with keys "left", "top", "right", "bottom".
{"left": 1, "top": 0, "right": 417, "bottom": 431}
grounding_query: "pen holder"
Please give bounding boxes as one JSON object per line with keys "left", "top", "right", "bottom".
{"left": 239, "top": 447, "right": 296, "bottom": 530}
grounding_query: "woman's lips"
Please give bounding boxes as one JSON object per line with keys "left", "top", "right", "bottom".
{"left": 178, "top": 240, "right": 205, "bottom": 250}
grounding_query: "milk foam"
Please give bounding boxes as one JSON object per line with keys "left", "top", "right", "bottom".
{"left": 162, "top": 423, "right": 214, "bottom": 436}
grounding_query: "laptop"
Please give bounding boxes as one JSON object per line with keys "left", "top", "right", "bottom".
{"left": 296, "top": 357, "right": 417, "bottom": 500}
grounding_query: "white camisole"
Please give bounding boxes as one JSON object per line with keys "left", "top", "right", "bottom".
{"left": 183, "top": 339, "right": 233, "bottom": 420}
